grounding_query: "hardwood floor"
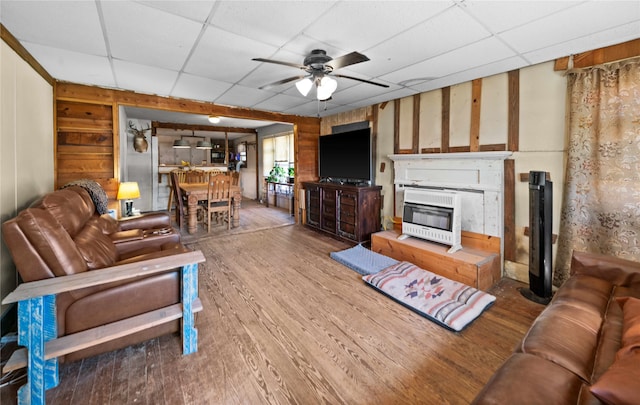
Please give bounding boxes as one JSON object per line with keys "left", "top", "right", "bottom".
{"left": 3, "top": 204, "right": 544, "bottom": 404}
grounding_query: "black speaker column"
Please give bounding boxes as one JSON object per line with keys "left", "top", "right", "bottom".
{"left": 520, "top": 171, "right": 553, "bottom": 305}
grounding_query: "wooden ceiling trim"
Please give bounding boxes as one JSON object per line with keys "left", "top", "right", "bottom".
{"left": 56, "top": 82, "right": 319, "bottom": 127}
{"left": 151, "top": 121, "right": 256, "bottom": 134}
{"left": 554, "top": 38, "right": 640, "bottom": 70}
{"left": 1, "top": 23, "right": 55, "bottom": 85}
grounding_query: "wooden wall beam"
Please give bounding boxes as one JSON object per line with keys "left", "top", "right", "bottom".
{"left": 508, "top": 70, "right": 520, "bottom": 151}
{"left": 470, "top": 79, "right": 482, "bottom": 152}
{"left": 394, "top": 99, "right": 400, "bottom": 154}
{"left": 504, "top": 159, "right": 516, "bottom": 261}
{"left": 554, "top": 38, "right": 640, "bottom": 70}
{"left": 441, "top": 87, "right": 450, "bottom": 153}
{"left": 412, "top": 94, "right": 420, "bottom": 154}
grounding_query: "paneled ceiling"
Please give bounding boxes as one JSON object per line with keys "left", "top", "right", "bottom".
{"left": 2, "top": 0, "right": 639, "bottom": 126}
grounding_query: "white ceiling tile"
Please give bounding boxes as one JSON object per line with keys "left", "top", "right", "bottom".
{"left": 330, "top": 82, "right": 400, "bottom": 105}
{"left": 461, "top": 1, "right": 580, "bottom": 33}
{"left": 349, "top": 87, "right": 418, "bottom": 108}
{"left": 278, "top": 34, "right": 350, "bottom": 62}
{"left": 284, "top": 100, "right": 331, "bottom": 117}
{"left": 522, "top": 20, "right": 640, "bottom": 65}
{"left": 184, "top": 26, "right": 278, "bottom": 83}
{"left": 171, "top": 73, "right": 234, "bottom": 103}
{"left": 101, "top": 2, "right": 203, "bottom": 71}
{"left": 348, "top": 6, "right": 493, "bottom": 79}
{"left": 380, "top": 36, "right": 516, "bottom": 84}
{"left": 1, "top": 0, "right": 637, "bottom": 118}
{"left": 240, "top": 49, "right": 309, "bottom": 90}
{"left": 411, "top": 56, "right": 528, "bottom": 94}
{"left": 499, "top": 1, "right": 640, "bottom": 53}
{"left": 253, "top": 93, "right": 308, "bottom": 112}
{"left": 134, "top": 0, "right": 216, "bottom": 24}
{"left": 210, "top": 1, "right": 336, "bottom": 48}
{"left": 112, "top": 60, "right": 179, "bottom": 96}
{"left": 1, "top": 1, "right": 107, "bottom": 56}
{"left": 20, "top": 42, "right": 116, "bottom": 88}
{"left": 303, "top": 1, "right": 454, "bottom": 51}
{"left": 213, "top": 84, "right": 274, "bottom": 108}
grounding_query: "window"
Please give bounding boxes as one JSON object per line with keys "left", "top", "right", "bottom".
{"left": 262, "top": 132, "right": 293, "bottom": 177}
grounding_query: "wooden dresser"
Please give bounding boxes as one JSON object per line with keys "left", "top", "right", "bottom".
{"left": 371, "top": 229, "right": 501, "bottom": 290}
{"left": 302, "top": 182, "right": 381, "bottom": 243}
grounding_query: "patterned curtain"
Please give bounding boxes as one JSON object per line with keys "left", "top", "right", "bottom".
{"left": 555, "top": 58, "right": 640, "bottom": 285}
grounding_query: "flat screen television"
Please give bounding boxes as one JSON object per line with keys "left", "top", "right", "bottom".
{"left": 318, "top": 128, "right": 372, "bottom": 185}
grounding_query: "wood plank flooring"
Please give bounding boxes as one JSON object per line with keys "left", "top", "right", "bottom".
{"left": 3, "top": 203, "right": 544, "bottom": 404}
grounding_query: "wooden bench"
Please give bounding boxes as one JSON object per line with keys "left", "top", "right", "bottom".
{"left": 371, "top": 230, "right": 501, "bottom": 290}
{"left": 1, "top": 250, "right": 206, "bottom": 405}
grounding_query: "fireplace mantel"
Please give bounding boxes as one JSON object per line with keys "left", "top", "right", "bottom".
{"left": 389, "top": 151, "right": 512, "bottom": 161}
{"left": 389, "top": 151, "right": 512, "bottom": 240}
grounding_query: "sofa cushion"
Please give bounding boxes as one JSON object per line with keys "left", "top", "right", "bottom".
{"left": 616, "top": 296, "right": 640, "bottom": 347}
{"left": 471, "top": 353, "right": 583, "bottom": 405}
{"left": 590, "top": 350, "right": 640, "bottom": 405}
{"left": 30, "top": 187, "right": 94, "bottom": 237}
{"left": 590, "top": 294, "right": 624, "bottom": 384}
{"left": 15, "top": 208, "right": 88, "bottom": 277}
{"left": 518, "top": 275, "right": 613, "bottom": 382}
{"left": 94, "top": 213, "right": 120, "bottom": 234}
{"left": 73, "top": 223, "right": 118, "bottom": 270}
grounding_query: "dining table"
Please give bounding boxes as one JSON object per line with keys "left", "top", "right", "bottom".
{"left": 179, "top": 182, "right": 242, "bottom": 234}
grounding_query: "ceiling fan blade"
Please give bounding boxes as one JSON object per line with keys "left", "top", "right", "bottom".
{"left": 258, "top": 75, "right": 307, "bottom": 90}
{"left": 252, "top": 58, "right": 306, "bottom": 70}
{"left": 334, "top": 74, "right": 389, "bottom": 88}
{"left": 327, "top": 52, "right": 370, "bottom": 70}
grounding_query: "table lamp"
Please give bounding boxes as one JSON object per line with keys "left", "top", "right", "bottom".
{"left": 117, "top": 182, "right": 140, "bottom": 217}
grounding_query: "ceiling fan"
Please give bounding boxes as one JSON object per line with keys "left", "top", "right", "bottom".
{"left": 252, "top": 49, "right": 389, "bottom": 101}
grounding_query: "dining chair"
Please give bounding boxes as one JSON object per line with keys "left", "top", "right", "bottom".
{"left": 170, "top": 171, "right": 187, "bottom": 230}
{"left": 204, "top": 174, "right": 232, "bottom": 232}
{"left": 167, "top": 169, "right": 187, "bottom": 211}
{"left": 231, "top": 171, "right": 240, "bottom": 186}
{"left": 185, "top": 169, "right": 206, "bottom": 184}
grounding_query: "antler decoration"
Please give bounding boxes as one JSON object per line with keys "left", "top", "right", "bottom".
{"left": 127, "top": 121, "right": 150, "bottom": 153}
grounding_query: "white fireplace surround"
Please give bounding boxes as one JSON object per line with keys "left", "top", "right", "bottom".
{"left": 390, "top": 152, "right": 512, "bottom": 244}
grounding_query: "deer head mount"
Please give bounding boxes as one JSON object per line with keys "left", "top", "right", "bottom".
{"left": 127, "top": 121, "right": 150, "bottom": 153}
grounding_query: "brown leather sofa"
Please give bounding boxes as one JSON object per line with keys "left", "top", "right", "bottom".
{"left": 2, "top": 185, "right": 190, "bottom": 362}
{"left": 473, "top": 251, "right": 640, "bottom": 405}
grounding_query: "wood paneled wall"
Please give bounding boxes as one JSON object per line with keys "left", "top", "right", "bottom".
{"left": 54, "top": 83, "right": 320, "bottom": 221}
{"left": 56, "top": 100, "right": 116, "bottom": 188}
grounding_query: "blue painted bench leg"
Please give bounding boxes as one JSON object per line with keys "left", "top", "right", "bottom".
{"left": 17, "top": 294, "right": 59, "bottom": 405}
{"left": 181, "top": 263, "right": 199, "bottom": 355}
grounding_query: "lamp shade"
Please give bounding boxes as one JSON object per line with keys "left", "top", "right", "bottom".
{"left": 317, "top": 76, "right": 337, "bottom": 101}
{"left": 196, "top": 140, "right": 213, "bottom": 149}
{"left": 295, "top": 78, "right": 313, "bottom": 96}
{"left": 117, "top": 182, "right": 140, "bottom": 200}
{"left": 208, "top": 116, "right": 221, "bottom": 124}
{"left": 173, "top": 139, "right": 191, "bottom": 148}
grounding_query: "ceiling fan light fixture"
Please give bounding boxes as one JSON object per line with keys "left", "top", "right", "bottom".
{"left": 317, "top": 76, "right": 337, "bottom": 101}
{"left": 295, "top": 78, "right": 313, "bottom": 97}
{"left": 208, "top": 116, "right": 221, "bottom": 124}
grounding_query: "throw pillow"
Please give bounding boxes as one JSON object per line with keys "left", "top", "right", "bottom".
{"left": 616, "top": 296, "right": 640, "bottom": 347}
{"left": 590, "top": 350, "right": 640, "bottom": 405}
